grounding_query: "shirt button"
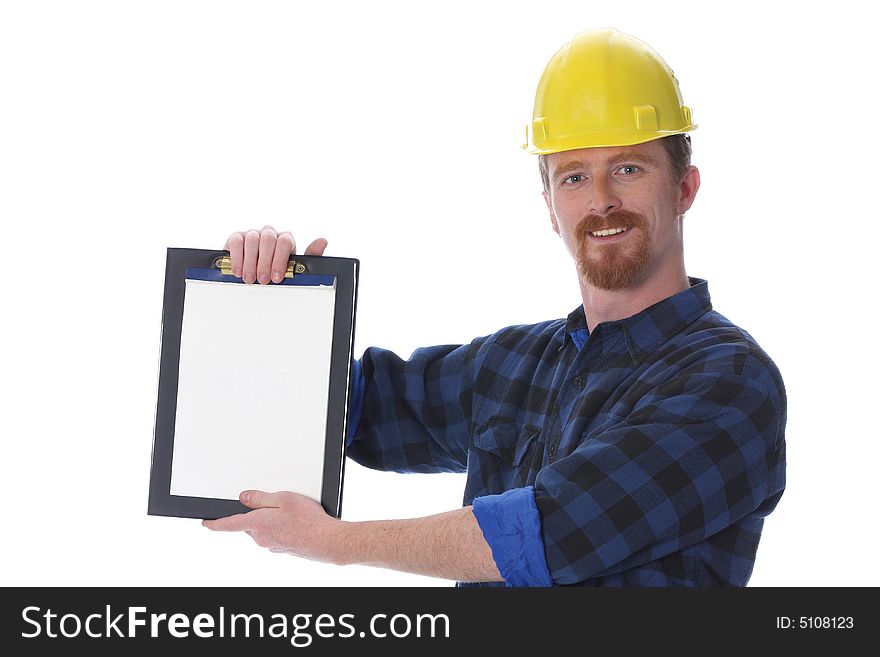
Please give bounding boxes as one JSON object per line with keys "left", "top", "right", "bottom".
{"left": 548, "top": 444, "right": 556, "bottom": 459}
{"left": 574, "top": 376, "right": 584, "bottom": 388}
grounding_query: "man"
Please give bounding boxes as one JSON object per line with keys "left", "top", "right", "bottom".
{"left": 205, "top": 29, "right": 786, "bottom": 587}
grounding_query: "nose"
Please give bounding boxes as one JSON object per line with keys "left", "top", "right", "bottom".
{"left": 586, "top": 175, "right": 622, "bottom": 216}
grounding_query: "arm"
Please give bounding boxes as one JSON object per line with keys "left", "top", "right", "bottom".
{"left": 345, "top": 339, "right": 487, "bottom": 475}
{"left": 216, "top": 226, "right": 497, "bottom": 579}
{"left": 473, "top": 353, "right": 787, "bottom": 585}
{"left": 339, "top": 507, "right": 501, "bottom": 582}
{"left": 203, "top": 490, "right": 503, "bottom": 583}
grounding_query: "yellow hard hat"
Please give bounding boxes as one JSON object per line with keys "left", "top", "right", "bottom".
{"left": 523, "top": 29, "right": 696, "bottom": 154}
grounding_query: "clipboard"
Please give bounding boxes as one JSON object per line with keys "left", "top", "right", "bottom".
{"left": 148, "top": 248, "right": 359, "bottom": 520}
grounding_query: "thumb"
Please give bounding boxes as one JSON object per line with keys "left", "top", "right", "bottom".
{"left": 304, "top": 238, "right": 328, "bottom": 256}
{"left": 239, "top": 490, "right": 283, "bottom": 509}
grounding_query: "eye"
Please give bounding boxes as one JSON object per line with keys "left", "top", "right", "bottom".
{"left": 616, "top": 165, "right": 640, "bottom": 175}
{"left": 562, "top": 174, "right": 584, "bottom": 184}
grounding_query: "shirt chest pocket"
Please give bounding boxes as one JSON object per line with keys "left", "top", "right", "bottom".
{"left": 472, "top": 416, "right": 542, "bottom": 489}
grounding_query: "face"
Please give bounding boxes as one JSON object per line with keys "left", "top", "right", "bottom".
{"left": 542, "top": 139, "right": 699, "bottom": 291}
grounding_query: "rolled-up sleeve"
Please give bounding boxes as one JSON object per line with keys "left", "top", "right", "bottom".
{"left": 472, "top": 487, "right": 553, "bottom": 587}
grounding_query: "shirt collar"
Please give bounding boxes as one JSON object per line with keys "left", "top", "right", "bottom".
{"left": 563, "top": 277, "right": 713, "bottom": 363}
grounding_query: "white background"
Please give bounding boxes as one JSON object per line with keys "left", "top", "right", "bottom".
{"left": 1, "top": 0, "right": 876, "bottom": 587}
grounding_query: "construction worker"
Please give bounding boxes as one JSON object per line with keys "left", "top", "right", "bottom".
{"left": 205, "top": 29, "right": 786, "bottom": 587}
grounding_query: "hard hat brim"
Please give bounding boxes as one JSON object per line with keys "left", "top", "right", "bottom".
{"left": 524, "top": 125, "right": 697, "bottom": 155}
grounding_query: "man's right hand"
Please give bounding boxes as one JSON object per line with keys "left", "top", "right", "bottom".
{"left": 224, "top": 226, "right": 328, "bottom": 284}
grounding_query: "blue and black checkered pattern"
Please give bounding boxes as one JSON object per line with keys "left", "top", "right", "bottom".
{"left": 347, "top": 278, "right": 786, "bottom": 586}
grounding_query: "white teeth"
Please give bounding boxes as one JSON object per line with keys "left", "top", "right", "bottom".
{"left": 591, "top": 226, "right": 629, "bottom": 237}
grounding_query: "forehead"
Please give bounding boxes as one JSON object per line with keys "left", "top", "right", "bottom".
{"left": 545, "top": 139, "right": 669, "bottom": 175}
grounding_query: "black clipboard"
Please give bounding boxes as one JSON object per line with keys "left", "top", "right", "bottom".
{"left": 148, "top": 248, "right": 358, "bottom": 520}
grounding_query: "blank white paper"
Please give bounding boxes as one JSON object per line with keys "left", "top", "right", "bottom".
{"left": 170, "top": 278, "right": 337, "bottom": 502}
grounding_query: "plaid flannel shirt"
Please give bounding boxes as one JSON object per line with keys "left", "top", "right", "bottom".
{"left": 346, "top": 277, "right": 787, "bottom": 586}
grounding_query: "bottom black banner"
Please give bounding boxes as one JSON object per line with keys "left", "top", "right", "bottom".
{"left": 1, "top": 587, "right": 871, "bottom": 654}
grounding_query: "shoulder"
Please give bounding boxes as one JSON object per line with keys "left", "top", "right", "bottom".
{"left": 455, "top": 317, "right": 568, "bottom": 378}
{"left": 662, "top": 309, "right": 786, "bottom": 402}
{"left": 474, "top": 317, "right": 567, "bottom": 356}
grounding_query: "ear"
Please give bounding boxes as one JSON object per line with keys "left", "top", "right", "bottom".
{"left": 676, "top": 165, "right": 701, "bottom": 216}
{"left": 543, "top": 191, "right": 560, "bottom": 236}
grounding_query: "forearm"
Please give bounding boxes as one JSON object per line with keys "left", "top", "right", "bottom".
{"left": 335, "top": 507, "right": 504, "bottom": 583}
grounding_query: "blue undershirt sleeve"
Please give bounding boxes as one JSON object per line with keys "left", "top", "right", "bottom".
{"left": 472, "top": 486, "right": 553, "bottom": 587}
{"left": 345, "top": 358, "right": 365, "bottom": 447}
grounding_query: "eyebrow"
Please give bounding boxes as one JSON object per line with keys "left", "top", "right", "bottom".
{"left": 551, "top": 151, "right": 660, "bottom": 181}
{"left": 609, "top": 151, "right": 660, "bottom": 167}
{"left": 552, "top": 160, "right": 588, "bottom": 180}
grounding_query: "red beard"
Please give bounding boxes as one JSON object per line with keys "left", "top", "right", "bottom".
{"left": 573, "top": 209, "right": 650, "bottom": 290}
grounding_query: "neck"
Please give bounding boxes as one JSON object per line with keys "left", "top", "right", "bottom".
{"left": 578, "top": 258, "right": 690, "bottom": 333}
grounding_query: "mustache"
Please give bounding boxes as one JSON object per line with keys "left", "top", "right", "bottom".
{"left": 574, "top": 209, "right": 645, "bottom": 240}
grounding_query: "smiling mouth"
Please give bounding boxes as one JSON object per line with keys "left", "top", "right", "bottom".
{"left": 589, "top": 225, "right": 631, "bottom": 238}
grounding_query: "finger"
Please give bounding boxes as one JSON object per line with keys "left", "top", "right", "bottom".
{"left": 202, "top": 513, "right": 253, "bottom": 532}
{"left": 270, "top": 232, "right": 295, "bottom": 283}
{"left": 225, "top": 232, "right": 245, "bottom": 278}
{"left": 257, "top": 227, "right": 278, "bottom": 285}
{"left": 242, "top": 230, "right": 261, "bottom": 284}
{"left": 240, "top": 489, "right": 285, "bottom": 510}
{"left": 304, "top": 238, "right": 328, "bottom": 256}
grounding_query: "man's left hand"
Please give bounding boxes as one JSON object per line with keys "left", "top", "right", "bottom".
{"left": 203, "top": 490, "right": 345, "bottom": 564}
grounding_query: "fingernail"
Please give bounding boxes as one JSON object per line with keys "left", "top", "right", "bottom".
{"left": 271, "top": 271, "right": 282, "bottom": 283}
{"left": 240, "top": 491, "right": 251, "bottom": 503}
{"left": 233, "top": 269, "right": 241, "bottom": 278}
{"left": 244, "top": 271, "right": 254, "bottom": 282}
